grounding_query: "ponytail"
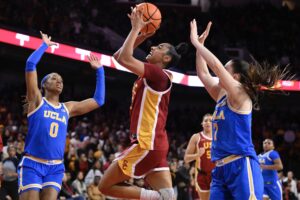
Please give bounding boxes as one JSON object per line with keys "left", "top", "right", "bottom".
{"left": 231, "top": 59, "right": 293, "bottom": 110}
{"left": 165, "top": 42, "right": 188, "bottom": 68}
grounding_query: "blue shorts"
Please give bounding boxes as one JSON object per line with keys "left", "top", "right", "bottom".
{"left": 18, "top": 156, "right": 64, "bottom": 194}
{"left": 210, "top": 157, "right": 263, "bottom": 200}
{"left": 263, "top": 180, "right": 282, "bottom": 200}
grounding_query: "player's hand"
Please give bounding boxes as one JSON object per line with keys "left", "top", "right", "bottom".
{"left": 40, "top": 31, "right": 57, "bottom": 47}
{"left": 197, "top": 147, "right": 205, "bottom": 157}
{"left": 87, "top": 54, "right": 102, "bottom": 70}
{"left": 128, "top": 6, "right": 151, "bottom": 32}
{"left": 198, "top": 21, "right": 212, "bottom": 45}
{"left": 190, "top": 19, "right": 200, "bottom": 47}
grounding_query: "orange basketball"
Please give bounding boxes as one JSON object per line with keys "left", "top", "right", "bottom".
{"left": 136, "top": 3, "right": 161, "bottom": 34}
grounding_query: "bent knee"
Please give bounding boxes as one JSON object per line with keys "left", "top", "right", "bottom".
{"left": 159, "top": 188, "right": 174, "bottom": 200}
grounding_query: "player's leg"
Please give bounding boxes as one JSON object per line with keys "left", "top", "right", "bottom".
{"left": 228, "top": 157, "right": 264, "bottom": 200}
{"left": 98, "top": 160, "right": 142, "bottom": 198}
{"left": 199, "top": 191, "right": 210, "bottom": 200}
{"left": 266, "top": 181, "right": 282, "bottom": 200}
{"left": 40, "top": 188, "right": 59, "bottom": 200}
{"left": 98, "top": 144, "right": 160, "bottom": 199}
{"left": 195, "top": 172, "right": 210, "bottom": 200}
{"left": 209, "top": 167, "right": 231, "bottom": 200}
{"left": 18, "top": 158, "right": 43, "bottom": 200}
{"left": 145, "top": 170, "right": 173, "bottom": 198}
{"left": 19, "top": 190, "right": 40, "bottom": 200}
{"left": 39, "top": 163, "right": 64, "bottom": 200}
{"left": 263, "top": 185, "right": 270, "bottom": 200}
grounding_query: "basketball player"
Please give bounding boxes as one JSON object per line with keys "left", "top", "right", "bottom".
{"left": 184, "top": 113, "right": 215, "bottom": 200}
{"left": 18, "top": 31, "right": 105, "bottom": 200}
{"left": 258, "top": 139, "right": 283, "bottom": 200}
{"left": 190, "top": 19, "right": 289, "bottom": 200}
{"left": 98, "top": 7, "right": 187, "bottom": 200}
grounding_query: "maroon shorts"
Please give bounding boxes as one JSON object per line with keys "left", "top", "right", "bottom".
{"left": 196, "top": 169, "right": 212, "bottom": 192}
{"left": 115, "top": 143, "right": 169, "bottom": 178}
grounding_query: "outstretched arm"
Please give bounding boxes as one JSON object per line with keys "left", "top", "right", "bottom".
{"left": 190, "top": 20, "right": 241, "bottom": 100}
{"left": 65, "top": 54, "right": 105, "bottom": 118}
{"left": 26, "top": 31, "right": 56, "bottom": 113}
{"left": 191, "top": 21, "right": 221, "bottom": 102}
{"left": 116, "top": 7, "right": 152, "bottom": 76}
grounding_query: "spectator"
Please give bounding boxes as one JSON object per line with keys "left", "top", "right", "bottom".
{"left": 71, "top": 171, "right": 87, "bottom": 199}
{"left": 0, "top": 176, "right": 12, "bottom": 200}
{"left": 283, "top": 171, "right": 298, "bottom": 197}
{"left": 84, "top": 160, "right": 103, "bottom": 187}
{"left": 283, "top": 181, "right": 298, "bottom": 200}
{"left": 175, "top": 162, "right": 191, "bottom": 200}
{"left": 2, "top": 145, "right": 18, "bottom": 200}
{"left": 87, "top": 172, "right": 105, "bottom": 200}
{"left": 59, "top": 172, "right": 84, "bottom": 200}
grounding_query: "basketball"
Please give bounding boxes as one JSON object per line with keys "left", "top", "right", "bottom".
{"left": 136, "top": 3, "right": 162, "bottom": 34}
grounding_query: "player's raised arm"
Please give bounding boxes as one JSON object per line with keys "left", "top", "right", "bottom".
{"left": 25, "top": 31, "right": 57, "bottom": 112}
{"left": 116, "top": 7, "right": 152, "bottom": 76}
{"left": 65, "top": 54, "right": 105, "bottom": 118}
{"left": 191, "top": 21, "right": 221, "bottom": 102}
{"left": 190, "top": 20, "right": 241, "bottom": 100}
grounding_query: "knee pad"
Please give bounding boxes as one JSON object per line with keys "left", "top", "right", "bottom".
{"left": 159, "top": 188, "right": 174, "bottom": 200}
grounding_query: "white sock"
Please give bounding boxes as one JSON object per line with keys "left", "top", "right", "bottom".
{"left": 140, "top": 188, "right": 160, "bottom": 200}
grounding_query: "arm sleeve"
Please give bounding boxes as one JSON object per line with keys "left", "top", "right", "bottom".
{"left": 93, "top": 67, "right": 105, "bottom": 106}
{"left": 143, "top": 63, "right": 170, "bottom": 91}
{"left": 25, "top": 42, "right": 48, "bottom": 71}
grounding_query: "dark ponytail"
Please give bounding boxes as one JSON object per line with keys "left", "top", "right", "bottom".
{"left": 231, "top": 59, "right": 293, "bottom": 110}
{"left": 165, "top": 42, "right": 188, "bottom": 68}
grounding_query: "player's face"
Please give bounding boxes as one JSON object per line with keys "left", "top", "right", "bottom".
{"left": 45, "top": 73, "right": 63, "bottom": 94}
{"left": 263, "top": 139, "right": 274, "bottom": 151}
{"left": 146, "top": 43, "right": 170, "bottom": 65}
{"left": 202, "top": 115, "right": 212, "bottom": 132}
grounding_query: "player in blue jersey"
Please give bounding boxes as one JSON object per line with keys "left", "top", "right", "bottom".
{"left": 258, "top": 139, "right": 283, "bottom": 200}
{"left": 18, "top": 31, "right": 105, "bottom": 200}
{"left": 190, "top": 20, "right": 289, "bottom": 200}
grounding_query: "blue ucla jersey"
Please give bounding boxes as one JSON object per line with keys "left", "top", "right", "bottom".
{"left": 258, "top": 150, "right": 280, "bottom": 182}
{"left": 211, "top": 96, "right": 257, "bottom": 161}
{"left": 25, "top": 98, "right": 69, "bottom": 160}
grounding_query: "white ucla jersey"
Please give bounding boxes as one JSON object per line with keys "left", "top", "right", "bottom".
{"left": 24, "top": 98, "right": 69, "bottom": 160}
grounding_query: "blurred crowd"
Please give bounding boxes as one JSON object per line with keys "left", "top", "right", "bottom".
{"left": 0, "top": 0, "right": 299, "bottom": 74}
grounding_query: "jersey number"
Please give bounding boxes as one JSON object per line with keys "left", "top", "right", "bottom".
{"left": 49, "top": 122, "right": 59, "bottom": 138}
{"left": 213, "top": 123, "right": 218, "bottom": 141}
{"left": 206, "top": 150, "right": 211, "bottom": 159}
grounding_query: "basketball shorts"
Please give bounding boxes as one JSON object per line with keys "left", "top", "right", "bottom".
{"left": 196, "top": 169, "right": 212, "bottom": 192}
{"left": 116, "top": 143, "right": 169, "bottom": 178}
{"left": 263, "top": 180, "right": 282, "bottom": 200}
{"left": 18, "top": 155, "right": 64, "bottom": 194}
{"left": 210, "top": 157, "right": 263, "bottom": 200}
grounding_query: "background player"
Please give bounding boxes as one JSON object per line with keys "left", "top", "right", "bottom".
{"left": 190, "top": 19, "right": 290, "bottom": 199}
{"left": 184, "top": 113, "right": 215, "bottom": 200}
{"left": 97, "top": 7, "right": 187, "bottom": 200}
{"left": 258, "top": 139, "right": 283, "bottom": 200}
{"left": 18, "top": 31, "right": 105, "bottom": 200}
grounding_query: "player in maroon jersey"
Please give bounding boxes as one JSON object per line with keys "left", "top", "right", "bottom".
{"left": 184, "top": 113, "right": 215, "bottom": 200}
{"left": 97, "top": 7, "right": 187, "bottom": 200}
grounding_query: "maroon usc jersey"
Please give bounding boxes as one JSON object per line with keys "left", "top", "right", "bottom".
{"left": 129, "top": 63, "right": 172, "bottom": 150}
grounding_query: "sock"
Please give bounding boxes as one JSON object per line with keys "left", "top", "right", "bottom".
{"left": 140, "top": 188, "right": 160, "bottom": 200}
